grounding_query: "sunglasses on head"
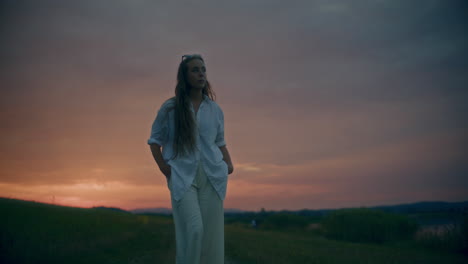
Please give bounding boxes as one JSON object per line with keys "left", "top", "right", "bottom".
{"left": 181, "top": 54, "right": 202, "bottom": 62}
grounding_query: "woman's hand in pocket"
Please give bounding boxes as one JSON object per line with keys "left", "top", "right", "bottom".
{"left": 227, "top": 162, "right": 234, "bottom": 175}
{"left": 160, "top": 163, "right": 171, "bottom": 179}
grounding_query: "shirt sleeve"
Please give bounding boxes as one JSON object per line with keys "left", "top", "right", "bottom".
{"left": 215, "top": 105, "right": 226, "bottom": 147}
{"left": 147, "top": 103, "right": 169, "bottom": 146}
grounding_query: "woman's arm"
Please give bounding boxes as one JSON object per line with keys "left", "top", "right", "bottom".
{"left": 149, "top": 144, "right": 171, "bottom": 178}
{"left": 219, "top": 145, "right": 234, "bottom": 174}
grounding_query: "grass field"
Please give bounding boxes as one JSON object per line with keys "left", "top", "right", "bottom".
{"left": 1, "top": 197, "right": 467, "bottom": 264}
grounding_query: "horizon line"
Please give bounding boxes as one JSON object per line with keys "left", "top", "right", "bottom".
{"left": 2, "top": 196, "right": 467, "bottom": 213}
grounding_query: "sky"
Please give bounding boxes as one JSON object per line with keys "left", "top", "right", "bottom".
{"left": 1, "top": 0, "right": 467, "bottom": 211}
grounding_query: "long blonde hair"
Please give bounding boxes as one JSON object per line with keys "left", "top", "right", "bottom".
{"left": 165, "top": 54, "right": 216, "bottom": 160}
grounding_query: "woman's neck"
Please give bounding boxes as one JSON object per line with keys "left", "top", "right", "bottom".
{"left": 189, "top": 89, "right": 203, "bottom": 102}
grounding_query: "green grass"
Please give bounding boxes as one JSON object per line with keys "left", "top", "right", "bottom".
{"left": 0, "top": 197, "right": 176, "bottom": 263}
{"left": 1, "top": 197, "right": 467, "bottom": 264}
{"left": 320, "top": 208, "right": 419, "bottom": 243}
{"left": 226, "top": 225, "right": 468, "bottom": 264}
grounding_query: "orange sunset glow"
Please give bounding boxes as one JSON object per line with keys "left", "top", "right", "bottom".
{"left": 1, "top": 0, "right": 467, "bottom": 212}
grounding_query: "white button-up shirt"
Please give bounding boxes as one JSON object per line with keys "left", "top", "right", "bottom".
{"left": 147, "top": 94, "right": 228, "bottom": 202}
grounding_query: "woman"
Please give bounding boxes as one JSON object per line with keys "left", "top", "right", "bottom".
{"left": 148, "top": 54, "right": 234, "bottom": 264}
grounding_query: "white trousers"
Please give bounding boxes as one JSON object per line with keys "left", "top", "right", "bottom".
{"left": 170, "top": 159, "right": 225, "bottom": 264}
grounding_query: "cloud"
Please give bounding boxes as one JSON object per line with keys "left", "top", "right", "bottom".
{"left": 227, "top": 127, "right": 467, "bottom": 206}
{"left": 0, "top": 180, "right": 170, "bottom": 210}
{"left": 1, "top": 0, "right": 467, "bottom": 210}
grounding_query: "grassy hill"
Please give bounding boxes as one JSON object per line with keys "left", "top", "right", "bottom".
{"left": 1, "top": 197, "right": 467, "bottom": 263}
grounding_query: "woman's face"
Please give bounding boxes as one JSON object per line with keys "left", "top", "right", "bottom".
{"left": 186, "top": 59, "right": 207, "bottom": 90}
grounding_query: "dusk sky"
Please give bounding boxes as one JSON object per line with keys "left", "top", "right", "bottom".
{"left": 1, "top": 0, "right": 467, "bottom": 211}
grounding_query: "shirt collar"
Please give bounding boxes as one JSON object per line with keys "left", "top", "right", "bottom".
{"left": 189, "top": 94, "right": 210, "bottom": 112}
